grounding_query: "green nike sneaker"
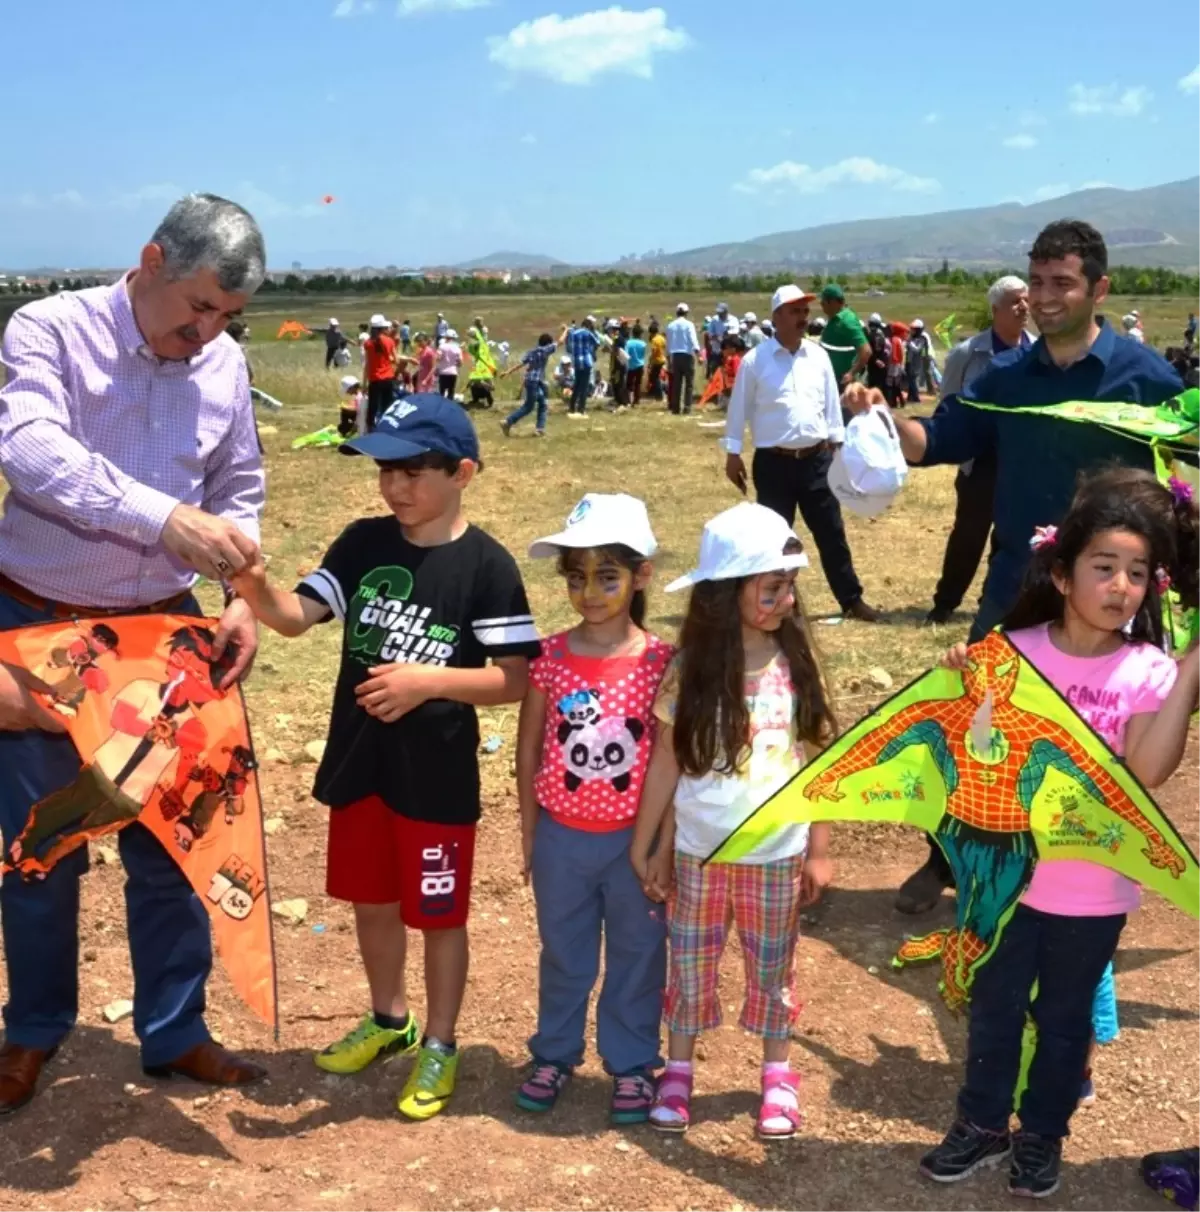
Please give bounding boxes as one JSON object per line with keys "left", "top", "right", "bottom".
{"left": 396, "top": 1039, "right": 459, "bottom": 1121}
{"left": 314, "top": 1012, "right": 419, "bottom": 1075}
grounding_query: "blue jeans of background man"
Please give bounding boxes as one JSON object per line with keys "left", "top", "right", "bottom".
{"left": 529, "top": 811, "right": 665, "bottom": 1075}
{"left": 570, "top": 363, "right": 592, "bottom": 414}
{"left": 505, "top": 380, "right": 548, "bottom": 432}
{"left": 957, "top": 903, "right": 1125, "bottom": 1140}
{"left": 0, "top": 590, "right": 215, "bottom": 1067}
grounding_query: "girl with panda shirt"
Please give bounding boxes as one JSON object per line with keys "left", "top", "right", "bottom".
{"left": 514, "top": 494, "right": 673, "bottom": 1124}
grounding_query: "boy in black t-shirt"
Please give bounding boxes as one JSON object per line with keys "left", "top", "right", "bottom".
{"left": 232, "top": 393, "right": 539, "bottom": 1122}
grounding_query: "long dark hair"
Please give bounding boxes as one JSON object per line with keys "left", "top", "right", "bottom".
{"left": 558, "top": 544, "right": 649, "bottom": 628}
{"left": 1004, "top": 465, "right": 1199, "bottom": 646}
{"left": 673, "top": 577, "right": 837, "bottom": 778}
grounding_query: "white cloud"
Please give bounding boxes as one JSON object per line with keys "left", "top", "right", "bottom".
{"left": 922, "top": 111, "right": 939, "bottom": 124}
{"left": 1068, "top": 82, "right": 1151, "bottom": 117}
{"left": 111, "top": 182, "right": 186, "bottom": 210}
{"left": 1017, "top": 109, "right": 1046, "bottom": 127}
{"left": 1031, "top": 183, "right": 1071, "bottom": 201}
{"left": 1079, "top": 180, "right": 1116, "bottom": 190}
{"left": 487, "top": 7, "right": 689, "bottom": 85}
{"left": 733, "top": 156, "right": 940, "bottom": 196}
{"left": 519, "top": 132, "right": 537, "bottom": 144}
{"left": 1002, "top": 133, "right": 1037, "bottom": 150}
{"left": 398, "top": 0, "right": 490, "bottom": 12}
{"left": 1180, "top": 65, "right": 1200, "bottom": 93}
{"left": 51, "top": 189, "right": 87, "bottom": 207}
{"left": 332, "top": 0, "right": 376, "bottom": 15}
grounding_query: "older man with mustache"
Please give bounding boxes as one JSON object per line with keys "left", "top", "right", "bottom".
{"left": 0, "top": 192, "right": 269, "bottom": 1112}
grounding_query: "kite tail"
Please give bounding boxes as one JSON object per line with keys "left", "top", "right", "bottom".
{"left": 891, "top": 930, "right": 949, "bottom": 970}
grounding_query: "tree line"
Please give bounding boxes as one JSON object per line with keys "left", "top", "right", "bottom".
{"left": 12, "top": 262, "right": 1199, "bottom": 300}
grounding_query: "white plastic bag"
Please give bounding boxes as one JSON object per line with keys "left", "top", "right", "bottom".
{"left": 828, "top": 404, "right": 908, "bottom": 517}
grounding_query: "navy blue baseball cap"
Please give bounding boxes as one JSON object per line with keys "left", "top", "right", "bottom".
{"left": 341, "top": 393, "right": 481, "bottom": 462}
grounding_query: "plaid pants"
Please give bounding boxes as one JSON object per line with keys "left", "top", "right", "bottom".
{"left": 665, "top": 851, "right": 805, "bottom": 1039}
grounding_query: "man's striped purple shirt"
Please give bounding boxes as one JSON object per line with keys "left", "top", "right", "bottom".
{"left": 0, "top": 277, "right": 264, "bottom": 608}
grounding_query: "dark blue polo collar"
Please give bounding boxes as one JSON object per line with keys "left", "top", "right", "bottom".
{"left": 1032, "top": 315, "right": 1116, "bottom": 370}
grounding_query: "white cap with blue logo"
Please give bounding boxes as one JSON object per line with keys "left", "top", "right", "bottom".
{"left": 529, "top": 493, "right": 657, "bottom": 559}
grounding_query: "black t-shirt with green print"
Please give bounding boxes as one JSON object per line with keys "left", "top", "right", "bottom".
{"left": 296, "top": 517, "right": 539, "bottom": 822}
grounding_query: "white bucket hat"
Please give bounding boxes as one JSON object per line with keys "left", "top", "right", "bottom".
{"left": 369, "top": 313, "right": 388, "bottom": 328}
{"left": 666, "top": 502, "right": 807, "bottom": 592}
{"left": 339, "top": 374, "right": 360, "bottom": 393}
{"left": 529, "top": 493, "right": 658, "bottom": 559}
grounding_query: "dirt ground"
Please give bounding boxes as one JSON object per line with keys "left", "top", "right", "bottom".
{"left": 0, "top": 743, "right": 1194, "bottom": 1212}
{"left": 1, "top": 311, "right": 1197, "bottom": 1211}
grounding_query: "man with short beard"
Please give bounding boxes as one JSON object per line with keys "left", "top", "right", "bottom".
{"left": 847, "top": 219, "right": 1185, "bottom": 915}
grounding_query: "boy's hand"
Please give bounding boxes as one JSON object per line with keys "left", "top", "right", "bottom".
{"left": 355, "top": 663, "right": 434, "bottom": 723}
{"left": 941, "top": 642, "right": 970, "bottom": 670}
{"left": 521, "top": 822, "right": 535, "bottom": 885}
{"left": 797, "top": 853, "right": 833, "bottom": 907}
{"left": 229, "top": 555, "right": 269, "bottom": 605}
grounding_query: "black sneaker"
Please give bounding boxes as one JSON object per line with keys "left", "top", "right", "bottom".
{"left": 920, "top": 1118, "right": 1012, "bottom": 1183}
{"left": 1009, "top": 1132, "right": 1061, "bottom": 1199}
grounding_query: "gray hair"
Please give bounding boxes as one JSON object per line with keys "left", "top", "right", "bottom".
{"left": 987, "top": 273, "right": 1027, "bottom": 309}
{"left": 150, "top": 193, "right": 266, "bottom": 294}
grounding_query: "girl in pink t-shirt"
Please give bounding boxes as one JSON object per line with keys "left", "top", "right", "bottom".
{"left": 925, "top": 467, "right": 1199, "bottom": 1200}
{"left": 513, "top": 494, "right": 673, "bottom": 1124}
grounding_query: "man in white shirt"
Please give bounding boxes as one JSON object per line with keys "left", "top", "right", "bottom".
{"left": 665, "top": 303, "right": 701, "bottom": 415}
{"left": 724, "top": 285, "right": 882, "bottom": 622}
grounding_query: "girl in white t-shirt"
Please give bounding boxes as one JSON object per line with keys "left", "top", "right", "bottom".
{"left": 630, "top": 502, "right": 837, "bottom": 1140}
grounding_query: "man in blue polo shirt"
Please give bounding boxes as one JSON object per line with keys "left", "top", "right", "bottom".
{"left": 848, "top": 218, "right": 1184, "bottom": 914}
{"left": 565, "top": 316, "right": 606, "bottom": 417}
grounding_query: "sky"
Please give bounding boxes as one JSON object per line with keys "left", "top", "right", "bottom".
{"left": 2, "top": 0, "right": 1197, "bottom": 270}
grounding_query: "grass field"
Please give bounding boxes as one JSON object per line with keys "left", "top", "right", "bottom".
{"left": 0, "top": 289, "right": 1197, "bottom": 1212}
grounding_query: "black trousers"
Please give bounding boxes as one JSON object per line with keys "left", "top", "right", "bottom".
{"left": 366, "top": 378, "right": 394, "bottom": 431}
{"left": 958, "top": 904, "right": 1125, "bottom": 1140}
{"left": 933, "top": 457, "right": 998, "bottom": 615}
{"left": 438, "top": 373, "right": 458, "bottom": 400}
{"left": 668, "top": 353, "right": 695, "bottom": 414}
{"left": 752, "top": 446, "right": 864, "bottom": 610}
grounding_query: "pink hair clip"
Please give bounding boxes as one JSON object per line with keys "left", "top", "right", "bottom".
{"left": 1030, "top": 525, "right": 1058, "bottom": 552}
{"left": 1155, "top": 567, "right": 1172, "bottom": 594}
{"left": 1168, "top": 476, "right": 1194, "bottom": 507}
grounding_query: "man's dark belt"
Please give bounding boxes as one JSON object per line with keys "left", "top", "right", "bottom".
{"left": 0, "top": 571, "right": 192, "bottom": 620}
{"left": 762, "top": 441, "right": 829, "bottom": 459}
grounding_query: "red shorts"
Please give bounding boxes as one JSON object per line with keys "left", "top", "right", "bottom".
{"left": 326, "top": 795, "right": 476, "bottom": 929}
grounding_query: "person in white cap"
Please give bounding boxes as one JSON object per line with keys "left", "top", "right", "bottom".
{"left": 905, "top": 319, "right": 936, "bottom": 402}
{"left": 1121, "top": 314, "right": 1144, "bottom": 344}
{"left": 364, "top": 313, "right": 398, "bottom": 431}
{"left": 665, "top": 303, "right": 702, "bottom": 414}
{"left": 723, "top": 285, "right": 883, "bottom": 622}
{"left": 324, "top": 317, "right": 344, "bottom": 370}
{"left": 742, "top": 311, "right": 765, "bottom": 349}
{"left": 706, "top": 304, "right": 731, "bottom": 379}
{"left": 629, "top": 500, "right": 837, "bottom": 1139}
{"left": 434, "top": 312, "right": 449, "bottom": 347}
{"left": 435, "top": 328, "right": 463, "bottom": 399}
{"left": 337, "top": 373, "right": 365, "bottom": 438}
{"left": 515, "top": 493, "right": 671, "bottom": 1121}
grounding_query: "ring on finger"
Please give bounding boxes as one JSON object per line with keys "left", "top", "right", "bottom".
{"left": 215, "top": 558, "right": 231, "bottom": 575}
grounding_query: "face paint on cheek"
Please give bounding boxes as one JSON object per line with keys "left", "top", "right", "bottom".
{"left": 567, "top": 552, "right": 633, "bottom": 620}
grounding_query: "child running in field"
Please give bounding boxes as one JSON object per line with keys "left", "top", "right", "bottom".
{"left": 500, "top": 333, "right": 557, "bottom": 439}
{"left": 514, "top": 494, "right": 673, "bottom": 1122}
{"left": 631, "top": 501, "right": 838, "bottom": 1139}
{"left": 231, "top": 396, "right": 540, "bottom": 1122}
{"left": 921, "top": 466, "right": 1199, "bottom": 1200}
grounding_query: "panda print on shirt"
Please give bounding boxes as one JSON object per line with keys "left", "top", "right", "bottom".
{"left": 530, "top": 632, "right": 674, "bottom": 830}
{"left": 556, "top": 691, "right": 645, "bottom": 793}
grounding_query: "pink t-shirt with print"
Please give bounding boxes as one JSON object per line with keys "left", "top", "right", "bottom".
{"left": 530, "top": 631, "right": 674, "bottom": 832}
{"left": 1009, "top": 623, "right": 1178, "bottom": 917}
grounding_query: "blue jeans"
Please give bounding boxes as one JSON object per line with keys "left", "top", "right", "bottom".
{"left": 570, "top": 364, "right": 592, "bottom": 414}
{"left": 0, "top": 591, "right": 214, "bottom": 1066}
{"left": 505, "top": 380, "right": 548, "bottom": 432}
{"left": 958, "top": 903, "right": 1125, "bottom": 1140}
{"left": 529, "top": 812, "right": 665, "bottom": 1074}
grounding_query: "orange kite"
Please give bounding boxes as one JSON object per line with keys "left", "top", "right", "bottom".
{"left": 0, "top": 615, "right": 278, "bottom": 1030}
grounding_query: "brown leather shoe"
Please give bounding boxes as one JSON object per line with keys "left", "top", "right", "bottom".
{"left": 143, "top": 1040, "right": 266, "bottom": 1086}
{"left": 844, "top": 599, "right": 886, "bottom": 623}
{"left": 0, "top": 1043, "right": 56, "bottom": 1116}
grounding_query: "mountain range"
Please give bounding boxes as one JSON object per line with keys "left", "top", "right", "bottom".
{"left": 462, "top": 178, "right": 1199, "bottom": 274}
